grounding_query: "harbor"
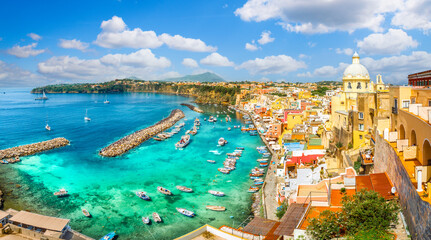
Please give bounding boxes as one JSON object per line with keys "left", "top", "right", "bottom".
{"left": 0, "top": 138, "right": 69, "bottom": 160}
{"left": 180, "top": 103, "right": 204, "bottom": 113}
{"left": 99, "top": 109, "right": 185, "bottom": 157}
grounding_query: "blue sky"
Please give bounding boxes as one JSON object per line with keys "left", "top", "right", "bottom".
{"left": 1, "top": 0, "right": 431, "bottom": 87}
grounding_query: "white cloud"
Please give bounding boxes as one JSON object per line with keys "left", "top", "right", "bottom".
{"left": 308, "top": 42, "right": 316, "bottom": 48}
{"left": 257, "top": 31, "right": 274, "bottom": 45}
{"left": 392, "top": 0, "right": 431, "bottom": 32}
{"left": 0, "top": 60, "right": 43, "bottom": 87}
{"left": 94, "top": 16, "right": 163, "bottom": 49}
{"left": 238, "top": 55, "right": 306, "bottom": 75}
{"left": 298, "top": 54, "right": 309, "bottom": 59}
{"left": 27, "top": 33, "right": 42, "bottom": 41}
{"left": 357, "top": 29, "right": 418, "bottom": 55}
{"left": 200, "top": 53, "right": 234, "bottom": 67}
{"left": 182, "top": 58, "right": 199, "bottom": 68}
{"left": 38, "top": 49, "right": 171, "bottom": 80}
{"left": 7, "top": 43, "right": 45, "bottom": 58}
{"left": 245, "top": 41, "right": 259, "bottom": 51}
{"left": 59, "top": 39, "right": 89, "bottom": 51}
{"left": 336, "top": 48, "right": 354, "bottom": 55}
{"left": 158, "top": 33, "right": 216, "bottom": 52}
{"left": 235, "top": 0, "right": 402, "bottom": 33}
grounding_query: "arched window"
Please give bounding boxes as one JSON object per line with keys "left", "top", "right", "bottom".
{"left": 365, "top": 83, "right": 368, "bottom": 89}
{"left": 348, "top": 82, "right": 352, "bottom": 89}
{"left": 357, "top": 82, "right": 362, "bottom": 89}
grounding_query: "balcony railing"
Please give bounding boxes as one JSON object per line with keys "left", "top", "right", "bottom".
{"left": 392, "top": 107, "right": 398, "bottom": 114}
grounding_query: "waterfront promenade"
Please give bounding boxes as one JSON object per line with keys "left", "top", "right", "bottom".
{"left": 99, "top": 109, "right": 185, "bottom": 157}
{"left": 180, "top": 103, "right": 204, "bottom": 113}
{"left": 0, "top": 138, "right": 69, "bottom": 160}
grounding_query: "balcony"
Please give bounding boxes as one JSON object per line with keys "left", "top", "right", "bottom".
{"left": 392, "top": 107, "right": 398, "bottom": 114}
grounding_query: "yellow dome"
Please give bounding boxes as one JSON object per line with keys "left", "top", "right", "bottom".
{"left": 343, "top": 52, "right": 369, "bottom": 79}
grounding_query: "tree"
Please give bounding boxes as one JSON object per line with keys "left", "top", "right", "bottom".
{"left": 307, "top": 190, "right": 399, "bottom": 240}
{"left": 276, "top": 200, "right": 289, "bottom": 219}
{"left": 307, "top": 210, "right": 341, "bottom": 240}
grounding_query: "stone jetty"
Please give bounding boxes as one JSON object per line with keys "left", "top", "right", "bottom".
{"left": 0, "top": 138, "right": 69, "bottom": 160}
{"left": 180, "top": 103, "right": 204, "bottom": 113}
{"left": 99, "top": 109, "right": 185, "bottom": 157}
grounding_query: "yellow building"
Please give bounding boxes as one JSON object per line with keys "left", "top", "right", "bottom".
{"left": 285, "top": 113, "right": 304, "bottom": 130}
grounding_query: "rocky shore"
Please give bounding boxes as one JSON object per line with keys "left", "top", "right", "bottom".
{"left": 0, "top": 138, "right": 70, "bottom": 160}
{"left": 0, "top": 188, "right": 3, "bottom": 209}
{"left": 180, "top": 103, "right": 204, "bottom": 113}
{"left": 99, "top": 109, "right": 185, "bottom": 157}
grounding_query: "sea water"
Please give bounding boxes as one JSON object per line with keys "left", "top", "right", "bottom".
{"left": 0, "top": 89, "right": 264, "bottom": 239}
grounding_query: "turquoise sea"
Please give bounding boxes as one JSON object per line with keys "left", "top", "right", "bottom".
{"left": 0, "top": 89, "right": 264, "bottom": 239}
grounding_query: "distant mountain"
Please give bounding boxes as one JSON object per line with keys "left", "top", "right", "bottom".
{"left": 162, "top": 72, "right": 226, "bottom": 82}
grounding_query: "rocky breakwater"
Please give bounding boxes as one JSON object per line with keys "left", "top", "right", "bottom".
{"left": 99, "top": 109, "right": 185, "bottom": 157}
{"left": 180, "top": 103, "right": 204, "bottom": 113}
{"left": 0, "top": 138, "right": 70, "bottom": 160}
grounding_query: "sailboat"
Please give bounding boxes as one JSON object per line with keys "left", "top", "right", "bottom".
{"left": 84, "top": 109, "right": 91, "bottom": 121}
{"left": 35, "top": 90, "right": 48, "bottom": 100}
{"left": 45, "top": 123, "right": 51, "bottom": 131}
{"left": 104, "top": 95, "right": 110, "bottom": 104}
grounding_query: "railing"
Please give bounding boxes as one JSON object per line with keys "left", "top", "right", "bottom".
{"left": 392, "top": 107, "right": 398, "bottom": 114}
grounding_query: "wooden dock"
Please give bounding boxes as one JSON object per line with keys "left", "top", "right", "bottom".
{"left": 0, "top": 138, "right": 70, "bottom": 160}
{"left": 180, "top": 103, "right": 204, "bottom": 113}
{"left": 99, "top": 109, "right": 185, "bottom": 157}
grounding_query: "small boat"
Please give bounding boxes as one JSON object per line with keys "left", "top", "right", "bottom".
{"left": 257, "top": 159, "right": 268, "bottom": 162}
{"left": 152, "top": 212, "right": 162, "bottom": 223}
{"left": 218, "top": 138, "right": 227, "bottom": 146}
{"left": 35, "top": 90, "right": 48, "bottom": 100}
{"left": 100, "top": 232, "right": 116, "bottom": 240}
{"left": 104, "top": 98, "right": 110, "bottom": 104}
{"left": 136, "top": 191, "right": 151, "bottom": 200}
{"left": 142, "top": 217, "right": 151, "bottom": 225}
{"left": 207, "top": 160, "right": 216, "bottom": 163}
{"left": 260, "top": 163, "right": 268, "bottom": 167}
{"left": 204, "top": 118, "right": 207, "bottom": 121}
{"left": 206, "top": 205, "right": 226, "bottom": 212}
{"left": 254, "top": 181, "right": 264, "bottom": 185}
{"left": 236, "top": 147, "right": 245, "bottom": 150}
{"left": 228, "top": 127, "right": 231, "bottom": 131}
{"left": 218, "top": 168, "right": 230, "bottom": 174}
{"left": 84, "top": 109, "right": 91, "bottom": 121}
{"left": 153, "top": 137, "right": 163, "bottom": 141}
{"left": 176, "top": 185, "right": 193, "bottom": 193}
{"left": 250, "top": 133, "right": 257, "bottom": 136}
{"left": 45, "top": 124, "right": 51, "bottom": 131}
{"left": 54, "top": 188, "right": 69, "bottom": 197}
{"left": 194, "top": 118, "right": 201, "bottom": 126}
{"left": 248, "top": 187, "right": 259, "bottom": 193}
{"left": 208, "top": 190, "right": 225, "bottom": 197}
{"left": 0, "top": 160, "right": 8, "bottom": 164}
{"left": 82, "top": 209, "right": 92, "bottom": 218}
{"left": 175, "top": 134, "right": 191, "bottom": 148}
{"left": 250, "top": 173, "right": 264, "bottom": 177}
{"left": 176, "top": 208, "right": 195, "bottom": 217}
{"left": 157, "top": 186, "right": 173, "bottom": 195}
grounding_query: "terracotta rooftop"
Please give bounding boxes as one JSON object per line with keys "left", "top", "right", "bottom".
{"left": 243, "top": 217, "right": 278, "bottom": 236}
{"left": 355, "top": 173, "right": 395, "bottom": 200}
{"left": 298, "top": 207, "right": 342, "bottom": 230}
{"left": 330, "top": 189, "right": 356, "bottom": 207}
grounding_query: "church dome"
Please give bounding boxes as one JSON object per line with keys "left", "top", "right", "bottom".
{"left": 343, "top": 52, "right": 369, "bottom": 79}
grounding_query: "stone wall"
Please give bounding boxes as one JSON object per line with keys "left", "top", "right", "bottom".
{"left": 374, "top": 133, "right": 431, "bottom": 240}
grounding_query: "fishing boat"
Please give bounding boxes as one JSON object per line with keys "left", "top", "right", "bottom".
{"left": 194, "top": 118, "right": 201, "bottom": 126}
{"left": 153, "top": 137, "right": 163, "bottom": 141}
{"left": 176, "top": 185, "right": 193, "bottom": 193}
{"left": 53, "top": 188, "right": 69, "bottom": 197}
{"left": 176, "top": 208, "right": 195, "bottom": 217}
{"left": 254, "top": 181, "right": 264, "bottom": 186}
{"left": 175, "top": 134, "right": 190, "bottom": 148}
{"left": 248, "top": 187, "right": 259, "bottom": 193}
{"left": 207, "top": 160, "right": 216, "bottom": 163}
{"left": 250, "top": 173, "right": 264, "bottom": 177}
{"left": 142, "top": 217, "right": 151, "bottom": 225}
{"left": 250, "top": 132, "right": 257, "bottom": 136}
{"left": 260, "top": 163, "right": 268, "bottom": 167}
{"left": 100, "top": 232, "right": 116, "bottom": 240}
{"left": 218, "top": 168, "right": 230, "bottom": 174}
{"left": 236, "top": 147, "right": 245, "bottom": 150}
{"left": 82, "top": 209, "right": 92, "bottom": 218}
{"left": 157, "top": 186, "right": 173, "bottom": 195}
{"left": 35, "top": 90, "right": 48, "bottom": 100}
{"left": 218, "top": 137, "right": 227, "bottom": 146}
{"left": 262, "top": 153, "right": 271, "bottom": 157}
{"left": 84, "top": 109, "right": 91, "bottom": 121}
{"left": 206, "top": 205, "right": 226, "bottom": 212}
{"left": 0, "top": 160, "right": 8, "bottom": 164}
{"left": 257, "top": 158, "right": 268, "bottom": 162}
{"left": 152, "top": 212, "right": 162, "bottom": 223}
{"left": 208, "top": 190, "right": 225, "bottom": 197}
{"left": 45, "top": 124, "right": 51, "bottom": 131}
{"left": 136, "top": 191, "right": 151, "bottom": 200}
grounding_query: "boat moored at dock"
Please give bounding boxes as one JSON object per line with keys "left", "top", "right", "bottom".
{"left": 176, "top": 208, "right": 195, "bottom": 217}
{"left": 157, "top": 186, "right": 173, "bottom": 195}
{"left": 248, "top": 187, "right": 259, "bottom": 193}
{"left": 218, "top": 137, "right": 227, "bottom": 146}
{"left": 142, "top": 217, "right": 151, "bottom": 225}
{"left": 207, "top": 160, "right": 216, "bottom": 163}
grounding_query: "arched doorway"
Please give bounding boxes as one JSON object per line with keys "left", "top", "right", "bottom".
{"left": 399, "top": 124, "right": 406, "bottom": 139}
{"left": 423, "top": 140, "right": 431, "bottom": 166}
{"left": 411, "top": 130, "right": 417, "bottom": 146}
